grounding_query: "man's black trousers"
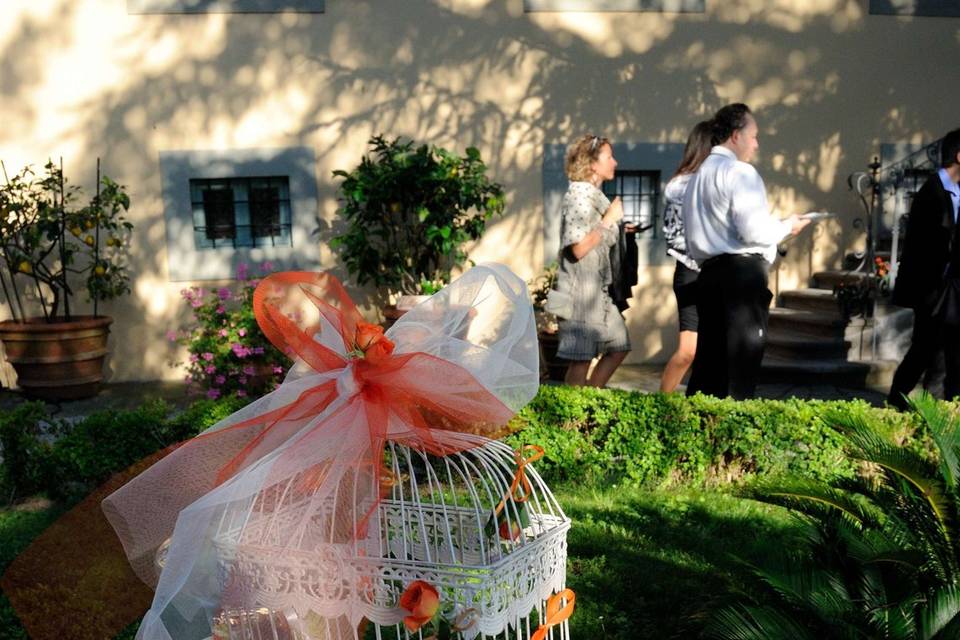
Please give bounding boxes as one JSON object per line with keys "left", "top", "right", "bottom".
{"left": 686, "top": 253, "right": 771, "bottom": 399}
{"left": 887, "top": 309, "right": 960, "bottom": 410}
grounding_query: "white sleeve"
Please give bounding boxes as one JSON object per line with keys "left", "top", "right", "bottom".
{"left": 560, "top": 189, "right": 596, "bottom": 248}
{"left": 729, "top": 165, "right": 791, "bottom": 246}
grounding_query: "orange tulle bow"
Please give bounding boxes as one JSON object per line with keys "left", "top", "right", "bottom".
{"left": 195, "top": 272, "right": 516, "bottom": 526}
{"left": 530, "top": 589, "right": 576, "bottom": 640}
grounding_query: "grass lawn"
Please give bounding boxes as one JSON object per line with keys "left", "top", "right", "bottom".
{"left": 0, "top": 485, "right": 798, "bottom": 639}
{"left": 561, "top": 484, "right": 800, "bottom": 639}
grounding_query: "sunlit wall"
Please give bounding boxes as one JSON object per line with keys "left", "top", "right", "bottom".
{"left": 1, "top": 0, "right": 957, "bottom": 382}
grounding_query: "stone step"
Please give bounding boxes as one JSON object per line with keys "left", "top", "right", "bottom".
{"left": 779, "top": 288, "right": 843, "bottom": 315}
{"left": 768, "top": 308, "right": 847, "bottom": 339}
{"left": 812, "top": 269, "right": 873, "bottom": 290}
{"left": 765, "top": 331, "right": 850, "bottom": 361}
{"left": 760, "top": 355, "right": 898, "bottom": 389}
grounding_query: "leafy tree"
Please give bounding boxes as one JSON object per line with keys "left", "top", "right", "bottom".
{"left": 331, "top": 135, "right": 504, "bottom": 295}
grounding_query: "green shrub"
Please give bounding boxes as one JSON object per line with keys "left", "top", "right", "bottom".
{"left": 0, "top": 396, "right": 252, "bottom": 505}
{"left": 45, "top": 400, "right": 170, "bottom": 501}
{"left": 162, "top": 395, "right": 251, "bottom": 441}
{"left": 0, "top": 402, "right": 61, "bottom": 501}
{"left": 331, "top": 135, "right": 505, "bottom": 295}
{"left": 507, "top": 387, "right": 918, "bottom": 488}
{"left": 0, "top": 386, "right": 924, "bottom": 505}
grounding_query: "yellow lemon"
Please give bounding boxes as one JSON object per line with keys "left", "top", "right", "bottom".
{"left": 70, "top": 226, "right": 82, "bottom": 237}
{"left": 85, "top": 220, "right": 95, "bottom": 229}
{"left": 84, "top": 235, "right": 95, "bottom": 246}
{"left": 94, "top": 265, "right": 105, "bottom": 276}
{"left": 17, "top": 261, "right": 31, "bottom": 274}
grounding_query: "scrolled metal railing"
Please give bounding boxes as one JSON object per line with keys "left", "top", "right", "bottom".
{"left": 847, "top": 137, "right": 941, "bottom": 287}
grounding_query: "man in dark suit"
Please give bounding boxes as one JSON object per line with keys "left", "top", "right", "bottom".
{"left": 888, "top": 128, "right": 960, "bottom": 410}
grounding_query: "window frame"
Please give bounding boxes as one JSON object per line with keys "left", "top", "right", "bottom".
{"left": 868, "top": 0, "right": 960, "bottom": 17}
{"left": 524, "top": 0, "right": 704, "bottom": 12}
{"left": 127, "top": 0, "right": 324, "bottom": 14}
{"left": 189, "top": 176, "right": 293, "bottom": 249}
{"left": 159, "top": 147, "right": 319, "bottom": 282}
{"left": 602, "top": 169, "right": 662, "bottom": 238}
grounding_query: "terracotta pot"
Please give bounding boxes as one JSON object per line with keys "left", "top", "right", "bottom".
{"left": 381, "top": 304, "right": 406, "bottom": 330}
{"left": 538, "top": 329, "right": 568, "bottom": 382}
{"left": 0, "top": 315, "right": 112, "bottom": 400}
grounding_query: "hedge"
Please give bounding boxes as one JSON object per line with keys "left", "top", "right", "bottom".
{"left": 0, "top": 396, "right": 249, "bottom": 504}
{"left": 505, "top": 386, "right": 920, "bottom": 487}
{"left": 0, "top": 387, "right": 923, "bottom": 505}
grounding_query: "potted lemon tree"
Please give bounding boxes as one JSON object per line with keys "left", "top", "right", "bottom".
{"left": 331, "top": 135, "right": 504, "bottom": 319}
{"left": 0, "top": 160, "right": 132, "bottom": 399}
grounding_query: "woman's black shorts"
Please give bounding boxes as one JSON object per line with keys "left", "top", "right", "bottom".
{"left": 673, "top": 261, "right": 699, "bottom": 332}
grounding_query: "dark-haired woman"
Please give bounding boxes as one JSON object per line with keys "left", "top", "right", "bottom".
{"left": 660, "top": 120, "right": 713, "bottom": 392}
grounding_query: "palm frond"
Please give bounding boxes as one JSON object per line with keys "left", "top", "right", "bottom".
{"left": 918, "top": 584, "right": 960, "bottom": 640}
{"left": 868, "top": 599, "right": 918, "bottom": 640}
{"left": 841, "top": 426, "right": 951, "bottom": 538}
{"left": 911, "top": 392, "right": 960, "bottom": 493}
{"left": 706, "top": 605, "right": 820, "bottom": 640}
{"left": 742, "top": 555, "right": 829, "bottom": 611}
{"left": 743, "top": 477, "right": 884, "bottom": 530}
{"left": 806, "top": 576, "right": 856, "bottom": 620}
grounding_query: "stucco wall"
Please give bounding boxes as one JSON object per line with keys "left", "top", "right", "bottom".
{"left": 1, "top": 0, "right": 958, "bottom": 382}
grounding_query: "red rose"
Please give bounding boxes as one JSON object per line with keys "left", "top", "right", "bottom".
{"left": 353, "top": 321, "right": 395, "bottom": 362}
{"left": 399, "top": 580, "right": 440, "bottom": 632}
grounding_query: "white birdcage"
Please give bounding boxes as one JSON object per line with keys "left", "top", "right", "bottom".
{"left": 115, "top": 264, "right": 564, "bottom": 640}
{"left": 207, "top": 435, "right": 571, "bottom": 640}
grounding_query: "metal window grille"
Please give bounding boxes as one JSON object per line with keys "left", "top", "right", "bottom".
{"left": 602, "top": 170, "right": 660, "bottom": 236}
{"left": 190, "top": 177, "right": 293, "bottom": 249}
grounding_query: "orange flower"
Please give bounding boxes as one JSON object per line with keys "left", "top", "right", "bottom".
{"left": 499, "top": 518, "right": 522, "bottom": 541}
{"left": 399, "top": 580, "right": 440, "bottom": 632}
{"left": 353, "top": 321, "right": 395, "bottom": 362}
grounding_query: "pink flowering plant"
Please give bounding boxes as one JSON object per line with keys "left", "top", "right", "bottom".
{"left": 170, "top": 262, "right": 289, "bottom": 399}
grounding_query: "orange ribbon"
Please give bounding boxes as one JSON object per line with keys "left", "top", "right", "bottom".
{"left": 196, "top": 272, "right": 517, "bottom": 536}
{"left": 493, "top": 444, "right": 545, "bottom": 519}
{"left": 531, "top": 589, "right": 576, "bottom": 640}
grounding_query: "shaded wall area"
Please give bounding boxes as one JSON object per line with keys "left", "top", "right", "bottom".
{"left": 1, "top": 0, "right": 958, "bottom": 380}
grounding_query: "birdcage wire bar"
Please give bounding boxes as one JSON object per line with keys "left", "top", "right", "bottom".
{"left": 209, "top": 436, "right": 571, "bottom": 640}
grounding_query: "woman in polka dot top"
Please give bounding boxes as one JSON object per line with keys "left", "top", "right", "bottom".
{"left": 552, "top": 134, "right": 632, "bottom": 386}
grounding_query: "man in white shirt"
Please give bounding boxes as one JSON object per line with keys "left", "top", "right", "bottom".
{"left": 682, "top": 103, "right": 810, "bottom": 399}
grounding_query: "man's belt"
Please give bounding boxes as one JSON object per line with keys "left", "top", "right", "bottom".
{"left": 699, "top": 253, "right": 765, "bottom": 270}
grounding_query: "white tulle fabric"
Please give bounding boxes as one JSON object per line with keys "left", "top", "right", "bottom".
{"left": 102, "top": 263, "right": 567, "bottom": 640}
